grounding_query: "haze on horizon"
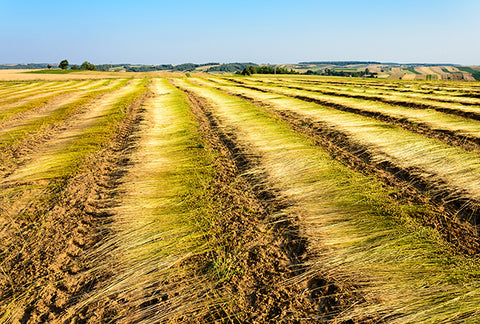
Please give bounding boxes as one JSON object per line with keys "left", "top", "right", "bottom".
{"left": 1, "top": 0, "right": 479, "bottom": 66}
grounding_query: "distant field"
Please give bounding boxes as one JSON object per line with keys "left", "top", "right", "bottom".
{"left": 2, "top": 72, "right": 480, "bottom": 323}
{"left": 4, "top": 62, "right": 480, "bottom": 81}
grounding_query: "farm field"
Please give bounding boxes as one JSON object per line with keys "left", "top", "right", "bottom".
{"left": 2, "top": 71, "right": 480, "bottom": 323}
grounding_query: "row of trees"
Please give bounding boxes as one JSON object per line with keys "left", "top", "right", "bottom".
{"left": 305, "top": 68, "right": 378, "bottom": 78}
{"left": 241, "top": 65, "right": 299, "bottom": 76}
{"left": 55, "top": 59, "right": 97, "bottom": 71}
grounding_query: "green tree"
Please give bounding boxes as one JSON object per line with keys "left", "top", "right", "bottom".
{"left": 59, "top": 59, "right": 69, "bottom": 70}
{"left": 71, "top": 64, "right": 79, "bottom": 70}
{"left": 81, "top": 61, "right": 97, "bottom": 71}
{"left": 47, "top": 64, "right": 52, "bottom": 69}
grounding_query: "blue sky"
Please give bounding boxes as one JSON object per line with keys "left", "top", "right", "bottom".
{"left": 1, "top": 0, "right": 479, "bottom": 65}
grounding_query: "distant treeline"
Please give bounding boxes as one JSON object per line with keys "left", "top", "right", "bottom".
{"left": 0, "top": 63, "right": 51, "bottom": 69}
{"left": 106, "top": 62, "right": 257, "bottom": 73}
{"left": 241, "top": 65, "right": 299, "bottom": 75}
{"left": 207, "top": 63, "right": 258, "bottom": 73}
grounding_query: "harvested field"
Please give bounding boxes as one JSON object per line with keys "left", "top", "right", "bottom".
{"left": 1, "top": 73, "right": 480, "bottom": 323}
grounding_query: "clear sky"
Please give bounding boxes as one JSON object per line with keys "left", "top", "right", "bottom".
{"left": 1, "top": 0, "right": 479, "bottom": 65}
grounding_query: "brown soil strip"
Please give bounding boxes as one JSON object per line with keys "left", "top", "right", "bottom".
{"left": 0, "top": 89, "right": 150, "bottom": 323}
{"left": 225, "top": 81, "right": 480, "bottom": 153}
{"left": 177, "top": 87, "right": 366, "bottom": 322}
{"left": 213, "top": 88, "right": 480, "bottom": 256}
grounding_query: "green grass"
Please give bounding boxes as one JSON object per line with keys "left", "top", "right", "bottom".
{"left": 404, "top": 67, "right": 421, "bottom": 74}
{"left": 176, "top": 77, "right": 480, "bottom": 322}
{"left": 24, "top": 69, "right": 79, "bottom": 74}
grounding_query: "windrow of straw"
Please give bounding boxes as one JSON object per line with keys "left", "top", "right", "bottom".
{"left": 0, "top": 79, "right": 126, "bottom": 161}
{"left": 68, "top": 78, "right": 244, "bottom": 322}
{"left": 0, "top": 80, "right": 104, "bottom": 125}
{"left": 0, "top": 80, "right": 94, "bottom": 106}
{"left": 229, "top": 77, "right": 480, "bottom": 121}
{"left": 0, "top": 81, "right": 49, "bottom": 97}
